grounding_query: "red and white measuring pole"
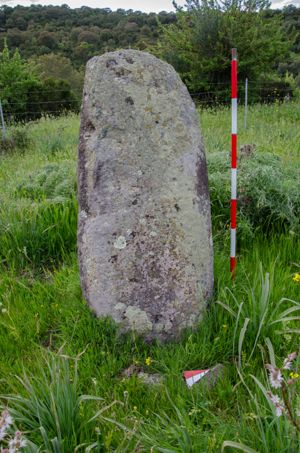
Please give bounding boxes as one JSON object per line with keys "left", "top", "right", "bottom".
{"left": 230, "top": 48, "right": 238, "bottom": 276}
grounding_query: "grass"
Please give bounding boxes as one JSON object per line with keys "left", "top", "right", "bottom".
{"left": 200, "top": 101, "right": 300, "bottom": 162}
{"left": 0, "top": 103, "right": 299, "bottom": 452}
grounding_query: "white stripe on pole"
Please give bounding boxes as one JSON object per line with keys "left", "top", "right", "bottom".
{"left": 231, "top": 169, "right": 237, "bottom": 199}
{"left": 231, "top": 98, "right": 237, "bottom": 134}
{"left": 244, "top": 78, "right": 248, "bottom": 129}
{"left": 230, "top": 229, "right": 236, "bottom": 257}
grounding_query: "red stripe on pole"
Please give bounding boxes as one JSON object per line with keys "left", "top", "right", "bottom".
{"left": 231, "top": 134, "right": 237, "bottom": 168}
{"left": 231, "top": 200, "right": 237, "bottom": 228}
{"left": 230, "top": 257, "right": 236, "bottom": 273}
{"left": 231, "top": 60, "right": 237, "bottom": 98}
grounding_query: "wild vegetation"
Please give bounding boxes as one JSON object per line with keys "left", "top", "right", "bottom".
{"left": 0, "top": 2, "right": 299, "bottom": 119}
{"left": 0, "top": 100, "right": 299, "bottom": 451}
{"left": 0, "top": 1, "right": 299, "bottom": 450}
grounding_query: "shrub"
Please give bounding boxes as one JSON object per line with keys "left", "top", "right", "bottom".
{"left": 15, "top": 161, "right": 77, "bottom": 201}
{"left": 207, "top": 151, "right": 300, "bottom": 240}
{"left": 0, "top": 128, "right": 31, "bottom": 154}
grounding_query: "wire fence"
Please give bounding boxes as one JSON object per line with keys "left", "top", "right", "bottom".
{"left": 0, "top": 80, "right": 296, "bottom": 125}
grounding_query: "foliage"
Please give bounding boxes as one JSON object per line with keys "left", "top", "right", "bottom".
{"left": 0, "top": 122, "right": 80, "bottom": 274}
{"left": 153, "top": 0, "right": 293, "bottom": 100}
{"left": 216, "top": 265, "right": 300, "bottom": 369}
{"left": 221, "top": 347, "right": 300, "bottom": 453}
{"left": 0, "top": 40, "right": 39, "bottom": 117}
{"left": 0, "top": 105, "right": 299, "bottom": 451}
{"left": 21, "top": 77, "right": 79, "bottom": 120}
{"left": 31, "top": 53, "right": 84, "bottom": 95}
{"left": 0, "top": 4, "right": 298, "bottom": 107}
{"left": 1, "top": 355, "right": 119, "bottom": 452}
{"left": 0, "top": 4, "right": 299, "bottom": 92}
{"left": 15, "top": 161, "right": 76, "bottom": 202}
{"left": 0, "top": 197, "right": 77, "bottom": 272}
{"left": 0, "top": 5, "right": 177, "bottom": 67}
{"left": 208, "top": 150, "right": 300, "bottom": 238}
{"left": 0, "top": 409, "right": 27, "bottom": 452}
{"left": 0, "top": 43, "right": 79, "bottom": 121}
{"left": 0, "top": 127, "right": 31, "bottom": 153}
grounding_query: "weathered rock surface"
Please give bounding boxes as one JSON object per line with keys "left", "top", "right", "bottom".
{"left": 77, "top": 49, "right": 213, "bottom": 341}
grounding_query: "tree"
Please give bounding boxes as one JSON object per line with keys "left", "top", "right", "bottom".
{"left": 153, "top": 0, "right": 292, "bottom": 99}
{"left": 0, "top": 40, "right": 39, "bottom": 117}
{"left": 0, "top": 42, "right": 79, "bottom": 121}
{"left": 31, "top": 53, "right": 84, "bottom": 95}
{"left": 37, "top": 31, "right": 58, "bottom": 50}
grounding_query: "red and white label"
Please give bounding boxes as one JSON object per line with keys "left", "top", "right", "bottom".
{"left": 183, "top": 369, "right": 210, "bottom": 387}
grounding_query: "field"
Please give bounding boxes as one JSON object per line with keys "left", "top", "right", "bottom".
{"left": 0, "top": 102, "right": 299, "bottom": 452}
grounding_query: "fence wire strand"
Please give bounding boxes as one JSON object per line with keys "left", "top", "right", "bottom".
{"left": 0, "top": 81, "right": 295, "bottom": 122}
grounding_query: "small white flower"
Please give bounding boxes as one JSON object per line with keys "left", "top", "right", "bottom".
{"left": 0, "top": 410, "right": 13, "bottom": 431}
{"left": 19, "top": 438, "right": 27, "bottom": 448}
{"left": 269, "top": 393, "right": 280, "bottom": 405}
{"left": 1, "top": 308, "right": 8, "bottom": 314}
{"left": 267, "top": 392, "right": 285, "bottom": 417}
{"left": 283, "top": 352, "right": 297, "bottom": 370}
{"left": 275, "top": 405, "right": 284, "bottom": 417}
{"left": 0, "top": 427, "right": 7, "bottom": 440}
{"left": 9, "top": 430, "right": 26, "bottom": 452}
{"left": 266, "top": 364, "right": 283, "bottom": 389}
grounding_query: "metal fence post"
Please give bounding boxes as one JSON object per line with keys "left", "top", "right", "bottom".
{"left": 0, "top": 100, "right": 6, "bottom": 140}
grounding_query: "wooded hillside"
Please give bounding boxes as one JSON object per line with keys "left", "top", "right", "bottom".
{"left": 0, "top": 5, "right": 176, "bottom": 66}
{"left": 0, "top": 3, "right": 299, "bottom": 120}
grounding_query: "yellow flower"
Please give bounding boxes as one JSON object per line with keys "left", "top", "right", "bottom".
{"left": 292, "top": 273, "right": 300, "bottom": 283}
{"left": 145, "top": 357, "right": 152, "bottom": 366}
{"left": 289, "top": 372, "right": 299, "bottom": 379}
{"left": 133, "top": 406, "right": 137, "bottom": 411}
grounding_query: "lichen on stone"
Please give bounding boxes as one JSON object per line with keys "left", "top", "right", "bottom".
{"left": 124, "top": 306, "right": 153, "bottom": 334}
{"left": 114, "top": 236, "right": 127, "bottom": 249}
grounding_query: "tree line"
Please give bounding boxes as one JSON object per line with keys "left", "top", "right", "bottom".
{"left": 0, "top": 2, "right": 299, "bottom": 121}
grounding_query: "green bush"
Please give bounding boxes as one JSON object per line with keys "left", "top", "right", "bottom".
{"left": 15, "top": 161, "right": 76, "bottom": 201}
{"left": 0, "top": 128, "right": 31, "bottom": 153}
{"left": 208, "top": 151, "right": 300, "bottom": 239}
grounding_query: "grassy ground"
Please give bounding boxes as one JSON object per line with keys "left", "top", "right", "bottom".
{"left": 0, "top": 103, "right": 299, "bottom": 452}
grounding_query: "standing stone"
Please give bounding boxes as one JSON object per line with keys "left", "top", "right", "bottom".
{"left": 77, "top": 50, "right": 213, "bottom": 341}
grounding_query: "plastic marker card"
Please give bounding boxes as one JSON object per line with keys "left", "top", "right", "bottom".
{"left": 183, "top": 369, "right": 210, "bottom": 387}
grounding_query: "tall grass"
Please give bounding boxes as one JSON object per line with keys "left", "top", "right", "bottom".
{"left": 2, "top": 354, "right": 121, "bottom": 452}
{"left": 0, "top": 104, "right": 299, "bottom": 451}
{"left": 0, "top": 197, "right": 77, "bottom": 272}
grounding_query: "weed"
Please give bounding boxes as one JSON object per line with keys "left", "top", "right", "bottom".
{"left": 1, "top": 354, "right": 121, "bottom": 452}
{"left": 0, "top": 128, "right": 31, "bottom": 154}
{"left": 0, "top": 197, "right": 77, "bottom": 272}
{"left": 0, "top": 105, "right": 299, "bottom": 451}
{"left": 208, "top": 151, "right": 300, "bottom": 238}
